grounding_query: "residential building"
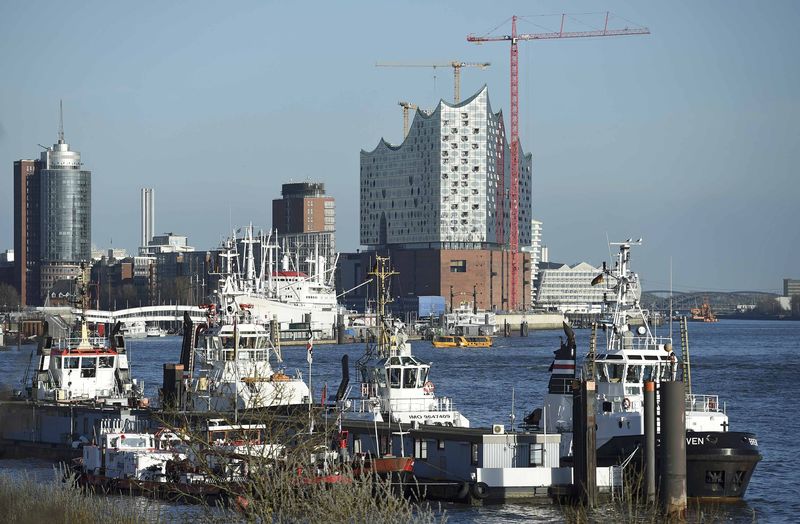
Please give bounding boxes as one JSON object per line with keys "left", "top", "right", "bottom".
{"left": 521, "top": 219, "right": 543, "bottom": 306}
{"left": 272, "top": 182, "right": 336, "bottom": 269}
{"left": 535, "top": 261, "right": 609, "bottom": 313}
{"left": 139, "top": 232, "right": 194, "bottom": 255}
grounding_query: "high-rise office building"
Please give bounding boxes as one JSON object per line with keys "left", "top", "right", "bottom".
{"left": 13, "top": 158, "right": 42, "bottom": 305}
{"left": 272, "top": 182, "right": 336, "bottom": 269}
{"left": 38, "top": 110, "right": 92, "bottom": 300}
{"left": 355, "top": 86, "right": 533, "bottom": 311}
{"left": 140, "top": 188, "right": 154, "bottom": 248}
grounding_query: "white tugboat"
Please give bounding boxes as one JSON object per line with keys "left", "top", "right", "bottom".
{"left": 536, "top": 239, "right": 761, "bottom": 499}
{"left": 32, "top": 264, "right": 144, "bottom": 405}
{"left": 177, "top": 247, "right": 311, "bottom": 413}
{"left": 340, "top": 256, "right": 469, "bottom": 427}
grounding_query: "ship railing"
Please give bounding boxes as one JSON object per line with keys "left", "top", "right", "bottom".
{"left": 685, "top": 394, "right": 722, "bottom": 413}
{"left": 347, "top": 395, "right": 456, "bottom": 414}
{"left": 619, "top": 335, "right": 673, "bottom": 351}
{"left": 52, "top": 336, "right": 109, "bottom": 350}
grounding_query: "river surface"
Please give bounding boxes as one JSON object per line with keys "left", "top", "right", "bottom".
{"left": 1, "top": 320, "right": 798, "bottom": 522}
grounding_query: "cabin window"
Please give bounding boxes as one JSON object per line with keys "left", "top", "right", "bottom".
{"left": 595, "top": 365, "right": 609, "bottom": 382}
{"left": 471, "top": 443, "right": 479, "bottom": 466}
{"left": 438, "top": 440, "right": 445, "bottom": 450}
{"left": 415, "top": 439, "right": 428, "bottom": 459}
{"left": 626, "top": 365, "right": 642, "bottom": 383}
{"left": 353, "top": 437, "right": 362, "bottom": 454}
{"left": 529, "top": 443, "right": 544, "bottom": 467}
{"left": 81, "top": 357, "right": 97, "bottom": 378}
{"left": 64, "top": 357, "right": 80, "bottom": 369}
{"left": 388, "top": 368, "right": 401, "bottom": 388}
{"left": 609, "top": 364, "right": 624, "bottom": 382}
{"left": 53, "top": 356, "right": 62, "bottom": 369}
{"left": 403, "top": 368, "right": 418, "bottom": 388}
{"left": 419, "top": 368, "right": 430, "bottom": 384}
{"left": 98, "top": 356, "right": 114, "bottom": 368}
{"left": 642, "top": 365, "right": 656, "bottom": 382}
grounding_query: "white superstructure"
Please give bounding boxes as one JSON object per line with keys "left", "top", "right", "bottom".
{"left": 342, "top": 257, "right": 468, "bottom": 427}
{"left": 214, "top": 225, "right": 339, "bottom": 338}
{"left": 185, "top": 303, "right": 310, "bottom": 412}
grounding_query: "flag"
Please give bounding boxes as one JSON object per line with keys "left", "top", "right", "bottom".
{"left": 306, "top": 336, "right": 313, "bottom": 364}
{"left": 591, "top": 273, "right": 604, "bottom": 286}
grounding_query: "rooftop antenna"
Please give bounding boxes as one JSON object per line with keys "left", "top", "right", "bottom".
{"left": 58, "top": 99, "right": 65, "bottom": 143}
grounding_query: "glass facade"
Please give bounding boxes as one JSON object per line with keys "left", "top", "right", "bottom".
{"left": 360, "top": 86, "right": 532, "bottom": 247}
{"left": 40, "top": 169, "right": 92, "bottom": 263}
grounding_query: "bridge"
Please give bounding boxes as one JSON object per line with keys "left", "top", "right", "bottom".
{"left": 36, "top": 305, "right": 207, "bottom": 325}
{"left": 641, "top": 290, "right": 778, "bottom": 315}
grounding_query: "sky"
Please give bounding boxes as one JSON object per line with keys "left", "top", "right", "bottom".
{"left": 1, "top": 1, "right": 798, "bottom": 293}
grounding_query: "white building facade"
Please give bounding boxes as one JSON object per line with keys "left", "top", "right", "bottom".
{"left": 535, "top": 262, "right": 607, "bottom": 313}
{"left": 360, "top": 86, "right": 532, "bottom": 249}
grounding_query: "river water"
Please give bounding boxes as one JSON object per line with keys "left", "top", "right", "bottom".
{"left": 1, "top": 320, "right": 798, "bottom": 522}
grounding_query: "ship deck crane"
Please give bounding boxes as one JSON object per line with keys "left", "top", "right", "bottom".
{"left": 468, "top": 13, "right": 649, "bottom": 310}
{"left": 376, "top": 61, "right": 491, "bottom": 104}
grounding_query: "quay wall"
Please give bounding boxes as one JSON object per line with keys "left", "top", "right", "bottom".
{"left": 496, "top": 313, "right": 564, "bottom": 331}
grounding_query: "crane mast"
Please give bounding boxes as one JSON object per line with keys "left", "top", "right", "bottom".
{"left": 376, "top": 61, "right": 491, "bottom": 103}
{"left": 468, "top": 13, "right": 649, "bottom": 310}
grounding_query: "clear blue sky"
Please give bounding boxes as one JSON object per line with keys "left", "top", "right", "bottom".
{"left": 1, "top": 1, "right": 798, "bottom": 293}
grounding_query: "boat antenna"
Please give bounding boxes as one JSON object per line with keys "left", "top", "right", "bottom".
{"left": 669, "top": 256, "right": 673, "bottom": 340}
{"left": 509, "top": 387, "right": 516, "bottom": 432}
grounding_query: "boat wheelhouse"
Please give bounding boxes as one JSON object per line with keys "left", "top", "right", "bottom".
{"left": 341, "top": 257, "right": 468, "bottom": 428}
{"left": 32, "top": 265, "right": 143, "bottom": 405}
{"left": 539, "top": 239, "right": 761, "bottom": 499}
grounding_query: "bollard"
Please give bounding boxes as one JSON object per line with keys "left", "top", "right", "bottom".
{"left": 336, "top": 313, "right": 345, "bottom": 344}
{"left": 659, "top": 381, "right": 687, "bottom": 518}
{"left": 644, "top": 381, "right": 656, "bottom": 504}
{"left": 572, "top": 380, "right": 597, "bottom": 507}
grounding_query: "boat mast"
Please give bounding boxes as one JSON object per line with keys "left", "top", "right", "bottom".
{"left": 368, "top": 256, "right": 398, "bottom": 358}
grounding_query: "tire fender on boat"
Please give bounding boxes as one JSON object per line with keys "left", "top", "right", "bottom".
{"left": 456, "top": 481, "right": 470, "bottom": 500}
{"left": 471, "top": 481, "right": 489, "bottom": 500}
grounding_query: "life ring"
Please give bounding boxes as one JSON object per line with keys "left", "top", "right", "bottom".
{"left": 471, "top": 481, "right": 489, "bottom": 500}
{"left": 423, "top": 381, "right": 435, "bottom": 394}
{"left": 622, "top": 397, "right": 631, "bottom": 410}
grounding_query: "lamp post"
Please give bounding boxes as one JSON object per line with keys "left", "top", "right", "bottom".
{"left": 17, "top": 304, "right": 21, "bottom": 351}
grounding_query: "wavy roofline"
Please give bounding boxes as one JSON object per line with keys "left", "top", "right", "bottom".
{"left": 361, "top": 85, "right": 512, "bottom": 155}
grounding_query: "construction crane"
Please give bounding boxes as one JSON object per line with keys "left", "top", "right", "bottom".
{"left": 398, "top": 101, "right": 418, "bottom": 138}
{"left": 468, "top": 13, "right": 649, "bottom": 310}
{"left": 376, "top": 61, "right": 491, "bottom": 104}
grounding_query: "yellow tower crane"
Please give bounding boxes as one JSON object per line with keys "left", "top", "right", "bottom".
{"left": 376, "top": 61, "right": 491, "bottom": 104}
{"left": 397, "top": 101, "right": 418, "bottom": 138}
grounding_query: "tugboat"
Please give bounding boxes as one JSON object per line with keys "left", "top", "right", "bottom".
{"left": 339, "top": 256, "right": 468, "bottom": 427}
{"left": 536, "top": 240, "right": 760, "bottom": 499}
{"left": 32, "top": 263, "right": 144, "bottom": 405}
{"left": 176, "top": 247, "right": 310, "bottom": 413}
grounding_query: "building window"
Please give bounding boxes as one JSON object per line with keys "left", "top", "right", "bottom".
{"left": 529, "top": 443, "right": 544, "bottom": 466}
{"left": 471, "top": 443, "right": 479, "bottom": 466}
{"left": 438, "top": 440, "right": 445, "bottom": 450}
{"left": 450, "top": 260, "right": 466, "bottom": 273}
{"left": 415, "top": 439, "right": 428, "bottom": 459}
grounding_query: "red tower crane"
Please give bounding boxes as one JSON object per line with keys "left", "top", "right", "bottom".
{"left": 468, "top": 13, "right": 649, "bottom": 310}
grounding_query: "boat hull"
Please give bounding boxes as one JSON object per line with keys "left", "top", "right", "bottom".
{"left": 593, "top": 431, "right": 761, "bottom": 499}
